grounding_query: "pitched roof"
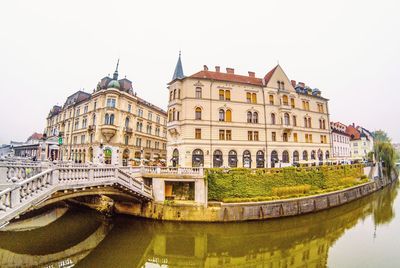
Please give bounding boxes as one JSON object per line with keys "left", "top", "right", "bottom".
{"left": 346, "top": 125, "right": 361, "bottom": 140}
{"left": 190, "top": 70, "right": 263, "bottom": 86}
{"left": 263, "top": 65, "right": 279, "bottom": 84}
{"left": 28, "top": 132, "right": 43, "bottom": 141}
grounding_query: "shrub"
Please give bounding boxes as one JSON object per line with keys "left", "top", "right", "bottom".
{"left": 271, "top": 184, "right": 311, "bottom": 197}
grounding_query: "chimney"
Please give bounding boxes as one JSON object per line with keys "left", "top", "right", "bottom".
{"left": 248, "top": 71, "right": 255, "bottom": 77}
{"left": 215, "top": 66, "right": 220, "bottom": 72}
{"left": 291, "top": 80, "right": 296, "bottom": 87}
{"left": 203, "top": 65, "right": 208, "bottom": 71}
{"left": 226, "top": 67, "right": 234, "bottom": 74}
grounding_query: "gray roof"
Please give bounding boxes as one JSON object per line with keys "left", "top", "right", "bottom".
{"left": 172, "top": 52, "right": 185, "bottom": 80}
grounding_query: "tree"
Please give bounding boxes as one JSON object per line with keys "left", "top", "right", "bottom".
{"left": 374, "top": 141, "right": 397, "bottom": 178}
{"left": 372, "top": 130, "right": 391, "bottom": 143}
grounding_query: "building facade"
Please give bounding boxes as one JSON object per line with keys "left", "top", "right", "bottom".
{"left": 346, "top": 124, "right": 374, "bottom": 160}
{"left": 45, "top": 62, "right": 167, "bottom": 165}
{"left": 167, "top": 55, "right": 331, "bottom": 168}
{"left": 330, "top": 122, "right": 351, "bottom": 159}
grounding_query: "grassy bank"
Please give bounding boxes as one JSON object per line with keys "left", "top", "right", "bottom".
{"left": 207, "top": 164, "right": 367, "bottom": 203}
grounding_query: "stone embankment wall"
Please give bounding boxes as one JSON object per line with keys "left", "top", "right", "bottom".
{"left": 115, "top": 172, "right": 397, "bottom": 222}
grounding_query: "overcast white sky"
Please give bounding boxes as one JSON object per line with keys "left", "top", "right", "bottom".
{"left": 1, "top": 0, "right": 399, "bottom": 144}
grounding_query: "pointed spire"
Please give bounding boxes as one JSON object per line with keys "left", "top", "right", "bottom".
{"left": 113, "top": 59, "right": 119, "bottom": 80}
{"left": 172, "top": 51, "right": 185, "bottom": 81}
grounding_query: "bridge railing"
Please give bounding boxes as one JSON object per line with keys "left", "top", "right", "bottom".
{"left": 0, "top": 162, "right": 43, "bottom": 184}
{"left": 141, "top": 166, "right": 204, "bottom": 176}
{"left": 0, "top": 188, "right": 12, "bottom": 211}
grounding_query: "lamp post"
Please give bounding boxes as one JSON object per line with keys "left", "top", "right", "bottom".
{"left": 40, "top": 134, "right": 47, "bottom": 161}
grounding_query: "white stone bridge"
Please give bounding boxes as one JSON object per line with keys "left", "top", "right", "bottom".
{"left": 0, "top": 161, "right": 204, "bottom": 228}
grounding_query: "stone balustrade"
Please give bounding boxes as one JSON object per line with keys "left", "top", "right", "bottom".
{"left": 0, "top": 162, "right": 43, "bottom": 184}
{"left": 0, "top": 188, "right": 12, "bottom": 211}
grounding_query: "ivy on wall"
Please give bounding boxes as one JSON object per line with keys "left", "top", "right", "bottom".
{"left": 207, "top": 165, "right": 364, "bottom": 202}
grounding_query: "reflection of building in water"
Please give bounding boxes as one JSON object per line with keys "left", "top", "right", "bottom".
{"left": 142, "top": 183, "right": 397, "bottom": 268}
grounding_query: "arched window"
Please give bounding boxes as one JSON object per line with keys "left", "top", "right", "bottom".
{"left": 283, "top": 95, "right": 289, "bottom": 106}
{"left": 125, "top": 117, "right": 130, "bottom": 128}
{"left": 172, "top": 108, "right": 176, "bottom": 121}
{"left": 195, "top": 87, "right": 202, "bottom": 99}
{"left": 292, "top": 115, "right": 297, "bottom": 126}
{"left": 253, "top": 112, "right": 258, "bottom": 123}
{"left": 271, "top": 150, "right": 279, "bottom": 168}
{"left": 256, "top": 150, "right": 265, "bottom": 168}
{"left": 271, "top": 113, "right": 276, "bottom": 125}
{"left": 105, "top": 113, "right": 109, "bottom": 125}
{"left": 282, "top": 151, "right": 289, "bottom": 163}
{"left": 192, "top": 149, "right": 204, "bottom": 167}
{"left": 110, "top": 114, "right": 114, "bottom": 125}
{"left": 318, "top": 149, "right": 323, "bottom": 161}
{"left": 293, "top": 151, "right": 299, "bottom": 163}
{"left": 247, "top": 111, "right": 252, "bottom": 123}
{"left": 213, "top": 150, "right": 223, "bottom": 167}
{"left": 228, "top": 150, "right": 238, "bottom": 167}
{"left": 168, "top": 109, "right": 172, "bottom": 122}
{"left": 92, "top": 114, "right": 96, "bottom": 125}
{"left": 284, "top": 113, "right": 290, "bottom": 126}
{"left": 325, "top": 151, "right": 330, "bottom": 160}
{"left": 195, "top": 107, "right": 202, "bottom": 120}
{"left": 178, "top": 89, "right": 181, "bottom": 99}
{"left": 269, "top": 95, "right": 274, "bottom": 105}
{"left": 290, "top": 98, "right": 295, "bottom": 108}
{"left": 311, "top": 150, "right": 316, "bottom": 160}
{"left": 308, "top": 117, "right": 312, "bottom": 128}
{"left": 304, "top": 117, "right": 308, "bottom": 127}
{"left": 251, "top": 93, "right": 257, "bottom": 103}
{"left": 219, "top": 109, "right": 225, "bottom": 121}
{"left": 169, "top": 91, "right": 173, "bottom": 101}
{"left": 226, "top": 109, "right": 232, "bottom": 122}
{"left": 303, "top": 150, "right": 308, "bottom": 161}
{"left": 243, "top": 150, "right": 252, "bottom": 168}
{"left": 173, "top": 89, "right": 176, "bottom": 99}
{"left": 323, "top": 119, "right": 326, "bottom": 129}
{"left": 172, "top": 149, "right": 179, "bottom": 167}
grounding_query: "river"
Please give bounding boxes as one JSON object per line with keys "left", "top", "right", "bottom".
{"left": 0, "top": 181, "right": 399, "bottom": 268}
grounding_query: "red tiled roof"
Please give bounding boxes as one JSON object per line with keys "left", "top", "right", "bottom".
{"left": 264, "top": 65, "right": 278, "bottom": 84}
{"left": 345, "top": 125, "right": 361, "bottom": 140}
{"left": 28, "top": 132, "right": 43, "bottom": 141}
{"left": 190, "top": 70, "right": 263, "bottom": 86}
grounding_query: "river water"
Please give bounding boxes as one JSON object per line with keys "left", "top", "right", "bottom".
{"left": 0, "top": 181, "right": 399, "bottom": 268}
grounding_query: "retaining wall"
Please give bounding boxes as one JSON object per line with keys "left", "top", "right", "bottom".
{"left": 115, "top": 173, "right": 397, "bottom": 222}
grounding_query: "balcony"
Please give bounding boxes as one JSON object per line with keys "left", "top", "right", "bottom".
{"left": 124, "top": 127, "right": 133, "bottom": 135}
{"left": 100, "top": 124, "right": 117, "bottom": 142}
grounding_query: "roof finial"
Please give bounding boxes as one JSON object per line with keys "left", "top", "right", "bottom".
{"left": 179, "top": 50, "right": 181, "bottom": 57}
{"left": 113, "top": 59, "right": 119, "bottom": 80}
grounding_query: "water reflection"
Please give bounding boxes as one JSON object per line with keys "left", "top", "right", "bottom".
{"left": 0, "top": 182, "right": 398, "bottom": 268}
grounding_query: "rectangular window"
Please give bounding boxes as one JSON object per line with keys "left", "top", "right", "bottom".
{"left": 106, "top": 98, "right": 116, "bottom": 108}
{"left": 305, "top": 134, "right": 309, "bottom": 143}
{"left": 254, "top": 131, "right": 259, "bottom": 141}
{"left": 156, "top": 115, "right": 160, "bottom": 124}
{"left": 219, "top": 89, "right": 224, "bottom": 100}
{"left": 84, "top": 106, "right": 88, "bottom": 114}
{"left": 321, "top": 135, "right": 324, "bottom": 144}
{"left": 195, "top": 87, "right": 202, "bottom": 99}
{"left": 80, "top": 135, "right": 85, "bottom": 144}
{"left": 226, "top": 130, "right": 232, "bottom": 140}
{"left": 125, "top": 135, "right": 129, "bottom": 145}
{"left": 219, "top": 130, "right": 225, "bottom": 140}
{"left": 309, "top": 134, "right": 313, "bottom": 143}
{"left": 251, "top": 93, "right": 257, "bottom": 104}
{"left": 283, "top": 133, "right": 288, "bottom": 142}
{"left": 291, "top": 98, "right": 295, "bottom": 108}
{"left": 272, "top": 132, "right": 276, "bottom": 141}
{"left": 225, "top": 90, "right": 231, "bottom": 101}
{"left": 128, "top": 104, "right": 132, "bottom": 112}
{"left": 148, "top": 112, "right": 152, "bottom": 121}
{"left": 195, "top": 128, "right": 201, "bottom": 139}
{"left": 293, "top": 133, "right": 298, "bottom": 142}
{"left": 248, "top": 131, "right": 253, "bottom": 141}
{"left": 137, "top": 108, "right": 143, "bottom": 117}
{"left": 94, "top": 101, "right": 97, "bottom": 110}
{"left": 73, "top": 136, "right": 77, "bottom": 144}
{"left": 246, "top": 92, "right": 251, "bottom": 103}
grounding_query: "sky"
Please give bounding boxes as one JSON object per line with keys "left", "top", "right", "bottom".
{"left": 0, "top": 0, "right": 399, "bottom": 144}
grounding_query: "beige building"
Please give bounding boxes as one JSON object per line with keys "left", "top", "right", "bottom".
{"left": 45, "top": 62, "right": 167, "bottom": 165}
{"left": 167, "top": 55, "right": 331, "bottom": 168}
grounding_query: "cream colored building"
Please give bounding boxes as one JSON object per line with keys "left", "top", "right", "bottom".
{"left": 45, "top": 62, "right": 167, "bottom": 165}
{"left": 167, "top": 55, "right": 331, "bottom": 168}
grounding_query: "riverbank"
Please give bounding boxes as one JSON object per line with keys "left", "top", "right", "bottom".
{"left": 115, "top": 172, "right": 397, "bottom": 222}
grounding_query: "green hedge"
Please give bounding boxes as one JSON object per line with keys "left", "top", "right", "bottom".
{"left": 206, "top": 165, "right": 364, "bottom": 202}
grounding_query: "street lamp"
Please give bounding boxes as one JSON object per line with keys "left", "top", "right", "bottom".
{"left": 40, "top": 134, "right": 47, "bottom": 161}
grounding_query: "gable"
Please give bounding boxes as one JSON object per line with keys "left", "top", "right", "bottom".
{"left": 264, "top": 65, "right": 295, "bottom": 92}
